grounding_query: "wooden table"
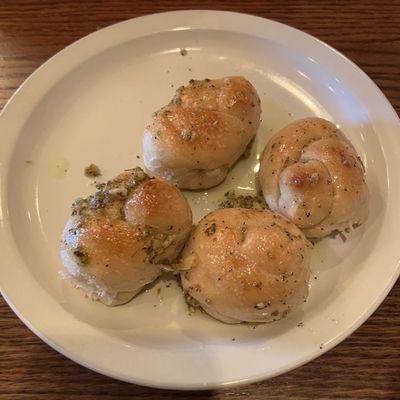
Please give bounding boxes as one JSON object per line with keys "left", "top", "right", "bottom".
{"left": 0, "top": 1, "right": 399, "bottom": 399}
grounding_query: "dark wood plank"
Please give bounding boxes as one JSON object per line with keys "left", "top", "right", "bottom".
{"left": 1, "top": 1, "right": 399, "bottom": 399}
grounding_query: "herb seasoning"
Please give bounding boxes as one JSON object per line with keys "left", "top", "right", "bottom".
{"left": 218, "top": 190, "right": 267, "bottom": 210}
{"left": 84, "top": 163, "right": 102, "bottom": 178}
{"left": 73, "top": 248, "right": 89, "bottom": 265}
{"left": 205, "top": 223, "right": 217, "bottom": 236}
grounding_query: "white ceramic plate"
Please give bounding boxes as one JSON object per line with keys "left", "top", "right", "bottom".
{"left": 0, "top": 10, "right": 399, "bottom": 390}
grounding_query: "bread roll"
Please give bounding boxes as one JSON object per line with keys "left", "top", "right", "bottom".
{"left": 259, "top": 117, "right": 369, "bottom": 238}
{"left": 180, "top": 208, "right": 311, "bottom": 323}
{"left": 60, "top": 167, "right": 192, "bottom": 306}
{"left": 143, "top": 76, "right": 261, "bottom": 189}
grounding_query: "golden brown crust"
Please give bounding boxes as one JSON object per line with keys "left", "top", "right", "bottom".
{"left": 60, "top": 168, "right": 192, "bottom": 305}
{"left": 124, "top": 178, "right": 192, "bottom": 232}
{"left": 259, "top": 117, "right": 369, "bottom": 238}
{"left": 179, "top": 76, "right": 260, "bottom": 120}
{"left": 148, "top": 106, "right": 241, "bottom": 168}
{"left": 180, "top": 208, "right": 310, "bottom": 323}
{"left": 143, "top": 76, "right": 261, "bottom": 189}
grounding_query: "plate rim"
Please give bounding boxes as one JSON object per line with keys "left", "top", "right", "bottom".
{"left": 0, "top": 9, "right": 399, "bottom": 390}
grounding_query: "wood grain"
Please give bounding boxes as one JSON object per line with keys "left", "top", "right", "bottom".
{"left": 0, "top": 1, "right": 399, "bottom": 399}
